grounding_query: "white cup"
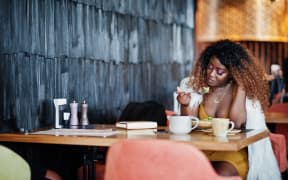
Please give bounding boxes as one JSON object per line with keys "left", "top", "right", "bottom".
{"left": 168, "top": 116, "right": 199, "bottom": 134}
{"left": 212, "top": 118, "right": 234, "bottom": 137}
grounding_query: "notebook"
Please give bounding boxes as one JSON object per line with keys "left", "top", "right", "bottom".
{"left": 117, "top": 129, "right": 157, "bottom": 137}
{"left": 115, "top": 121, "right": 158, "bottom": 130}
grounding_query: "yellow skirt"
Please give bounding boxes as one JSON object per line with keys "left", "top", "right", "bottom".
{"left": 204, "top": 148, "right": 248, "bottom": 179}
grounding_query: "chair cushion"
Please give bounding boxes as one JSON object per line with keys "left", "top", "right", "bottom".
{"left": 104, "top": 139, "right": 241, "bottom": 180}
{"left": 268, "top": 103, "right": 288, "bottom": 113}
{"left": 0, "top": 145, "right": 31, "bottom": 180}
{"left": 269, "top": 133, "right": 288, "bottom": 172}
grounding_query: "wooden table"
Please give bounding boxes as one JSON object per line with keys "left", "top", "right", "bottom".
{"left": 265, "top": 112, "right": 288, "bottom": 124}
{"left": 0, "top": 126, "right": 269, "bottom": 152}
{"left": 0, "top": 126, "right": 269, "bottom": 180}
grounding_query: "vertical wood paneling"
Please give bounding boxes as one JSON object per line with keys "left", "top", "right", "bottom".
{"left": 1, "top": 0, "right": 194, "bottom": 64}
{"left": 268, "top": 43, "right": 273, "bottom": 64}
{"left": 254, "top": 42, "right": 259, "bottom": 61}
{"left": 0, "top": 0, "right": 195, "bottom": 130}
{"left": 0, "top": 54, "right": 190, "bottom": 130}
{"left": 285, "top": 43, "right": 288, "bottom": 58}
{"left": 259, "top": 43, "right": 266, "bottom": 70}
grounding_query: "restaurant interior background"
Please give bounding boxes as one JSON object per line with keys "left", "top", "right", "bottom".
{"left": 0, "top": 0, "right": 288, "bottom": 179}
{"left": 1, "top": 0, "right": 288, "bottom": 131}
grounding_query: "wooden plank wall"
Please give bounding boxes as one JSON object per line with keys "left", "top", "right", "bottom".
{"left": 0, "top": 0, "right": 195, "bottom": 131}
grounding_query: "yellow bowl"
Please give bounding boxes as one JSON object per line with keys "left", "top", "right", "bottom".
{"left": 193, "top": 120, "right": 212, "bottom": 129}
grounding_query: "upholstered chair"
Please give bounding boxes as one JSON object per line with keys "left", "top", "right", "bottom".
{"left": 104, "top": 139, "right": 241, "bottom": 180}
{"left": 0, "top": 145, "right": 31, "bottom": 180}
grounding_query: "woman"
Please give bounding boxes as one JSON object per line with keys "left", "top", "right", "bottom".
{"left": 29, "top": 162, "right": 62, "bottom": 180}
{"left": 177, "top": 40, "right": 281, "bottom": 180}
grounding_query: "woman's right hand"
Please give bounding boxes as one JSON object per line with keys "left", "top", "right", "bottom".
{"left": 176, "top": 88, "right": 191, "bottom": 106}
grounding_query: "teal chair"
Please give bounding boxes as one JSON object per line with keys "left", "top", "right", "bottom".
{"left": 0, "top": 145, "right": 31, "bottom": 180}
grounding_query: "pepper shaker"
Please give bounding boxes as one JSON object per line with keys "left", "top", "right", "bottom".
{"left": 80, "top": 100, "right": 89, "bottom": 126}
{"left": 70, "top": 100, "right": 79, "bottom": 126}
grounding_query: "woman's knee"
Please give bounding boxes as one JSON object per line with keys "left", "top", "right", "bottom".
{"left": 212, "top": 161, "right": 238, "bottom": 176}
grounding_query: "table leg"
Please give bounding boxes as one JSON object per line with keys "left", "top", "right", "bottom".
{"left": 91, "top": 147, "right": 97, "bottom": 180}
{"left": 83, "top": 150, "right": 88, "bottom": 180}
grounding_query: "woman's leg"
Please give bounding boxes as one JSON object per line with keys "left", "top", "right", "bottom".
{"left": 212, "top": 161, "right": 238, "bottom": 176}
{"left": 45, "top": 169, "right": 62, "bottom": 180}
{"left": 29, "top": 161, "right": 62, "bottom": 180}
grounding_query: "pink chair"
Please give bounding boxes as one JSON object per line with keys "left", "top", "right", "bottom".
{"left": 165, "top": 110, "right": 176, "bottom": 116}
{"left": 268, "top": 103, "right": 288, "bottom": 158}
{"left": 269, "top": 133, "right": 288, "bottom": 172}
{"left": 165, "top": 110, "right": 176, "bottom": 127}
{"left": 268, "top": 103, "right": 288, "bottom": 113}
{"left": 104, "top": 139, "right": 241, "bottom": 180}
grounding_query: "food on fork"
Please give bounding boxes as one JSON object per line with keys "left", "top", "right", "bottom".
{"left": 176, "top": 86, "right": 194, "bottom": 94}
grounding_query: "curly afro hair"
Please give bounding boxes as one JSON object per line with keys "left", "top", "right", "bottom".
{"left": 189, "top": 39, "right": 269, "bottom": 111}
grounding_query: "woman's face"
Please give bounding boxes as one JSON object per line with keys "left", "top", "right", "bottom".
{"left": 206, "top": 57, "right": 231, "bottom": 87}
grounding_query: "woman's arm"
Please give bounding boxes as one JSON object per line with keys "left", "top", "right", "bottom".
{"left": 229, "top": 86, "right": 246, "bottom": 128}
{"left": 177, "top": 92, "right": 199, "bottom": 116}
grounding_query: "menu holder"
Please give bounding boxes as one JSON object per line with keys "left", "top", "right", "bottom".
{"left": 115, "top": 121, "right": 158, "bottom": 130}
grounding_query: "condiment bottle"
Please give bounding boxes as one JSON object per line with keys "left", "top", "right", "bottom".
{"left": 70, "top": 100, "right": 79, "bottom": 126}
{"left": 80, "top": 100, "right": 89, "bottom": 126}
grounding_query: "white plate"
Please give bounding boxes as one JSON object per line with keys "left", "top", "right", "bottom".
{"left": 228, "top": 129, "right": 242, "bottom": 135}
{"left": 200, "top": 129, "right": 241, "bottom": 135}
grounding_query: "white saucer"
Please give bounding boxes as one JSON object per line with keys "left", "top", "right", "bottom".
{"left": 200, "top": 129, "right": 241, "bottom": 135}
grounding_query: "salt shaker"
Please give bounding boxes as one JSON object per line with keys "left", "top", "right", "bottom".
{"left": 80, "top": 100, "right": 89, "bottom": 126}
{"left": 70, "top": 100, "right": 79, "bottom": 126}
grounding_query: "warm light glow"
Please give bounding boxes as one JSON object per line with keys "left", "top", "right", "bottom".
{"left": 196, "top": 0, "right": 288, "bottom": 42}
